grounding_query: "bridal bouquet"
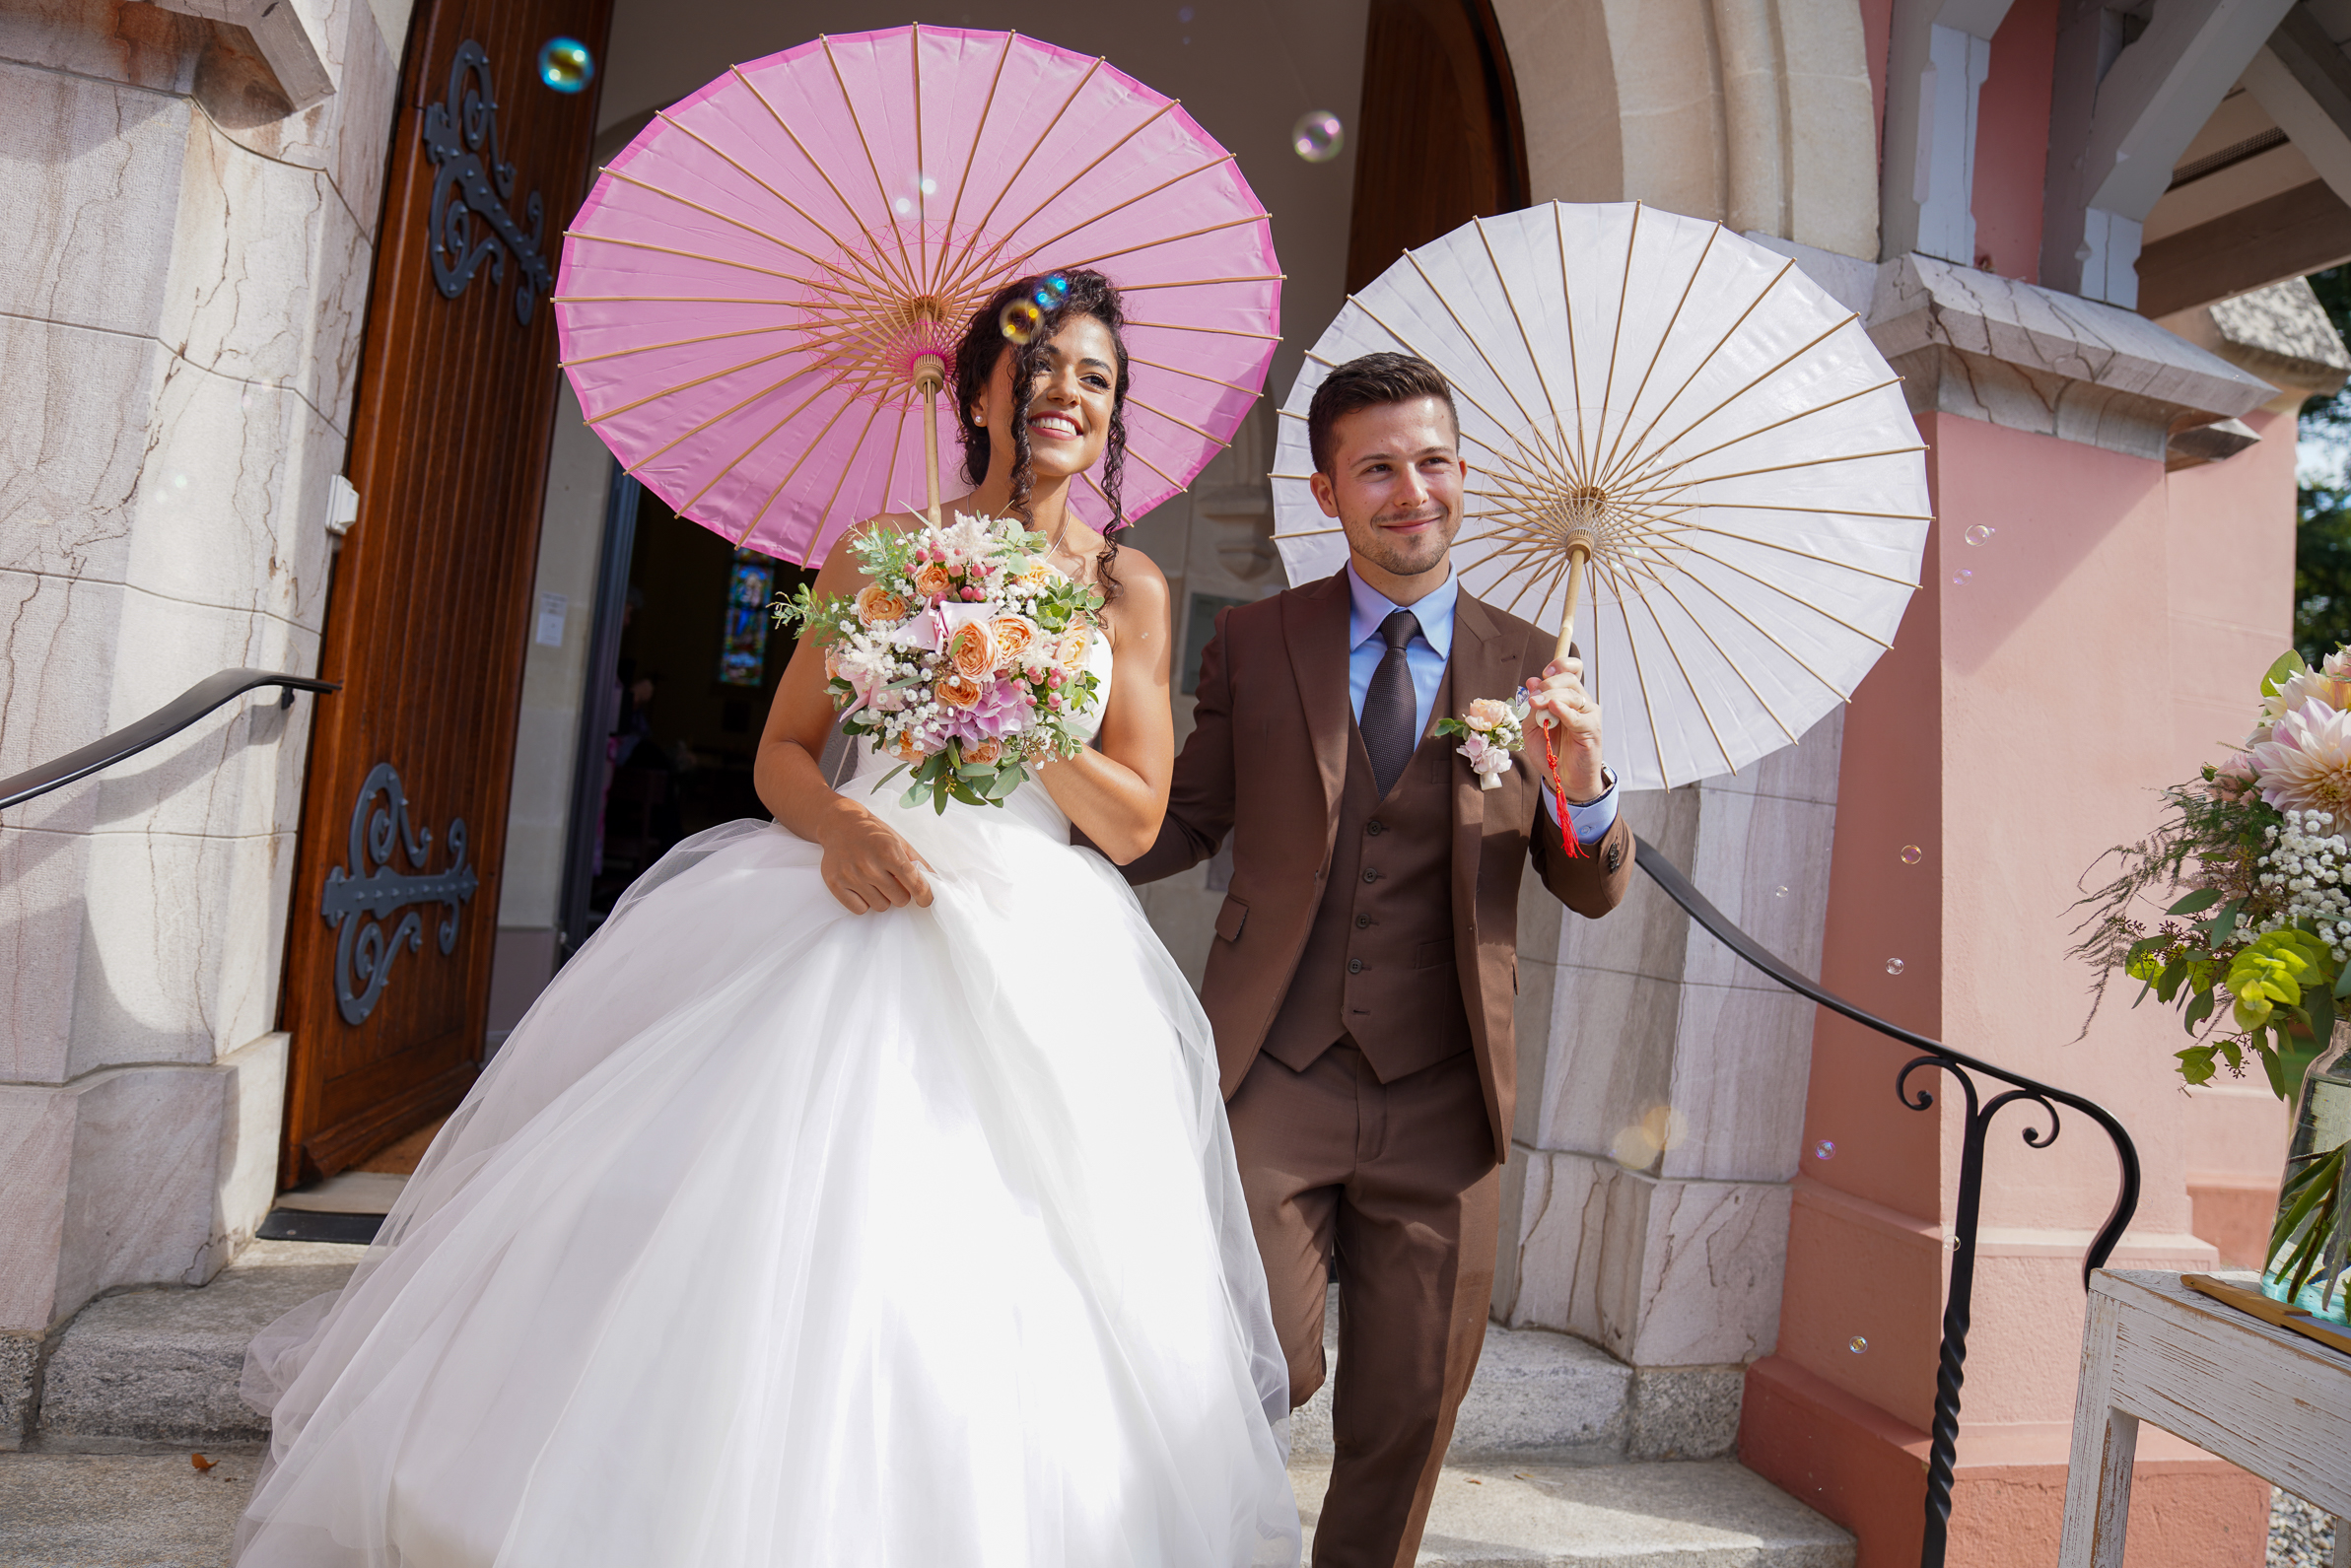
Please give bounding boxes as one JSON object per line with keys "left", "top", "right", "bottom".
{"left": 2074, "top": 647, "right": 2351, "bottom": 1313}
{"left": 774, "top": 513, "right": 1103, "bottom": 813}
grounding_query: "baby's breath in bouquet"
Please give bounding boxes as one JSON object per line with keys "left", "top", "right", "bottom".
{"left": 775, "top": 513, "right": 1103, "bottom": 814}
{"left": 2075, "top": 648, "right": 2351, "bottom": 1320}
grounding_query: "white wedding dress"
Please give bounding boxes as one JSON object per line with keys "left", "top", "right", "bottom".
{"left": 236, "top": 637, "right": 1300, "bottom": 1568}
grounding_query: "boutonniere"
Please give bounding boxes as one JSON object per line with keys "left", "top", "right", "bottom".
{"left": 1435, "top": 696, "right": 1530, "bottom": 790}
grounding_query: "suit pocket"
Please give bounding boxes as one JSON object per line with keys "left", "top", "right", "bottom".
{"left": 1413, "top": 939, "right": 1453, "bottom": 970}
{"left": 1214, "top": 895, "right": 1249, "bottom": 943}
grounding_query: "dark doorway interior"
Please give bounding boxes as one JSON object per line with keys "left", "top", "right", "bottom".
{"left": 585, "top": 489, "right": 814, "bottom": 926}
{"left": 1344, "top": 0, "right": 1530, "bottom": 293}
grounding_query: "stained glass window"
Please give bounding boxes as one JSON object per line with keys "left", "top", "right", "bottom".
{"left": 718, "top": 548, "right": 775, "bottom": 687}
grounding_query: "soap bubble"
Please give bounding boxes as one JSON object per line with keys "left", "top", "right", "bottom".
{"left": 1177, "top": 4, "right": 1195, "bottom": 17}
{"left": 537, "top": 36, "right": 593, "bottom": 94}
{"left": 1814, "top": 1139, "right": 1835, "bottom": 1160}
{"left": 1901, "top": 845, "right": 1922, "bottom": 865}
{"left": 1849, "top": 1335, "right": 1868, "bottom": 1354}
{"left": 1033, "top": 273, "right": 1071, "bottom": 309}
{"left": 1965, "top": 524, "right": 1994, "bottom": 545}
{"left": 1000, "top": 300, "right": 1042, "bottom": 344}
{"left": 1885, "top": 957, "right": 1905, "bottom": 975}
{"left": 1952, "top": 569, "right": 1971, "bottom": 585}
{"left": 891, "top": 171, "right": 938, "bottom": 218}
{"left": 1774, "top": 885, "right": 1788, "bottom": 898}
{"left": 1291, "top": 110, "right": 1344, "bottom": 163}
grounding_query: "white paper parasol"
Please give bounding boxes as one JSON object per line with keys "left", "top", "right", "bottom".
{"left": 1272, "top": 201, "right": 1930, "bottom": 791}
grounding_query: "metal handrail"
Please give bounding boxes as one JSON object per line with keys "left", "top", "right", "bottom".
{"left": 1631, "top": 835, "right": 2141, "bottom": 1568}
{"left": 0, "top": 669, "right": 339, "bottom": 811}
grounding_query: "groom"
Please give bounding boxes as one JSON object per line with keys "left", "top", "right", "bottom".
{"left": 1125, "top": 352, "right": 1631, "bottom": 1565}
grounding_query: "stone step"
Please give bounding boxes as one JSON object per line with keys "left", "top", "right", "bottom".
{"left": 40, "top": 1253, "right": 1726, "bottom": 1468}
{"left": 35, "top": 1242, "right": 366, "bottom": 1450}
{"left": 1292, "top": 1461, "right": 1853, "bottom": 1566}
{"left": 0, "top": 1450, "right": 259, "bottom": 1568}
{"left": 1293, "top": 1300, "right": 1636, "bottom": 1464}
{"left": 0, "top": 1450, "right": 1853, "bottom": 1568}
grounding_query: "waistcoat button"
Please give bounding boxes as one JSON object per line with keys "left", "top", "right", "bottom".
{"left": 1361, "top": 867, "right": 1380, "bottom": 883}
{"left": 1366, "top": 819, "right": 1385, "bottom": 836}
{"left": 1355, "top": 914, "right": 1371, "bottom": 928}
{"left": 1348, "top": 958, "right": 1364, "bottom": 974}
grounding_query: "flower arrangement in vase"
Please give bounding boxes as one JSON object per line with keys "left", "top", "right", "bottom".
{"left": 2074, "top": 648, "right": 2351, "bottom": 1324}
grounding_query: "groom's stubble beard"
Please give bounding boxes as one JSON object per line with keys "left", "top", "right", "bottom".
{"left": 1346, "top": 499, "right": 1461, "bottom": 582}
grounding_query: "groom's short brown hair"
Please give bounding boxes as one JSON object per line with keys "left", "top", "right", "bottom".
{"left": 1306, "top": 353, "right": 1460, "bottom": 475}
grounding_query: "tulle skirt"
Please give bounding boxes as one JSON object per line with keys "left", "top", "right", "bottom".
{"left": 235, "top": 779, "right": 1299, "bottom": 1567}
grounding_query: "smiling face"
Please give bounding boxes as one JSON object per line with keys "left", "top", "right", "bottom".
{"left": 1308, "top": 395, "right": 1466, "bottom": 594}
{"left": 970, "top": 314, "right": 1120, "bottom": 482}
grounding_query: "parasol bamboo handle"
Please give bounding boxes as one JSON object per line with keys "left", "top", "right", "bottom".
{"left": 915, "top": 356, "right": 946, "bottom": 528}
{"left": 1554, "top": 543, "right": 1590, "bottom": 665}
{"left": 1539, "top": 544, "right": 1591, "bottom": 731}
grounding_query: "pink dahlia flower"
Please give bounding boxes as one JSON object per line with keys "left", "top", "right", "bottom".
{"left": 2250, "top": 698, "right": 2351, "bottom": 818}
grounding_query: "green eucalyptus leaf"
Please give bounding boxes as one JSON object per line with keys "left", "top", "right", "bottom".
{"left": 2169, "top": 889, "right": 2224, "bottom": 916}
{"left": 2264, "top": 1041, "right": 2296, "bottom": 1099}
{"left": 2156, "top": 957, "right": 2189, "bottom": 1003}
{"left": 2203, "top": 900, "right": 2242, "bottom": 946}
{"left": 2176, "top": 1046, "right": 2219, "bottom": 1086}
{"left": 2262, "top": 648, "right": 2310, "bottom": 699}
{"left": 2182, "top": 989, "right": 2216, "bottom": 1033}
{"left": 2309, "top": 989, "right": 2338, "bottom": 1053}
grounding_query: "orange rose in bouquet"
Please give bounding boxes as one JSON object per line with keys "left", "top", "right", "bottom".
{"left": 946, "top": 621, "right": 998, "bottom": 680}
{"left": 856, "top": 583, "right": 908, "bottom": 626}
{"left": 990, "top": 617, "right": 1035, "bottom": 669}
{"left": 913, "top": 562, "right": 954, "bottom": 601}
{"left": 934, "top": 672, "right": 985, "bottom": 710}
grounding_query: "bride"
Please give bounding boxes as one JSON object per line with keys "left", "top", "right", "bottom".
{"left": 235, "top": 269, "right": 1302, "bottom": 1567}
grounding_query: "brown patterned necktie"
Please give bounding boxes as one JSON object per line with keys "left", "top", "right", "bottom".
{"left": 1361, "top": 608, "right": 1421, "bottom": 797}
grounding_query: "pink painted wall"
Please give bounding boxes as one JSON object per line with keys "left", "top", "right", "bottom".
{"left": 1749, "top": 412, "right": 2276, "bottom": 1567}
{"left": 2167, "top": 406, "right": 2304, "bottom": 1265}
{"left": 1860, "top": 0, "right": 1895, "bottom": 163}
{"left": 1971, "top": 0, "right": 2057, "bottom": 281}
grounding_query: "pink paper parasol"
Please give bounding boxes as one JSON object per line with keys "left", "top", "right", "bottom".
{"left": 555, "top": 26, "right": 1282, "bottom": 565}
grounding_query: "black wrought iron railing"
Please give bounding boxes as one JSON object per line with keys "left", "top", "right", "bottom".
{"left": 1632, "top": 835, "right": 2140, "bottom": 1568}
{"left": 0, "top": 668, "right": 339, "bottom": 812}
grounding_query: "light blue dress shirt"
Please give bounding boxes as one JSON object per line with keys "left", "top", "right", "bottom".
{"left": 1345, "top": 564, "right": 1619, "bottom": 847}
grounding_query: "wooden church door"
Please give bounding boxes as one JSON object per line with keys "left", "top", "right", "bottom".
{"left": 278, "top": 0, "right": 612, "bottom": 1185}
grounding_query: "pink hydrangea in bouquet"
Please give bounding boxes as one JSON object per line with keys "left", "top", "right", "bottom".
{"left": 774, "top": 513, "right": 1104, "bottom": 813}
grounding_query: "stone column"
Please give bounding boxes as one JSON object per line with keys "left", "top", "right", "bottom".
{"left": 0, "top": 0, "right": 403, "bottom": 1443}
{"left": 1496, "top": 714, "right": 1843, "bottom": 1459}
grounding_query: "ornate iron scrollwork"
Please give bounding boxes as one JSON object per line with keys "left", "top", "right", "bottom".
{"left": 422, "top": 39, "right": 553, "bottom": 325}
{"left": 321, "top": 764, "right": 480, "bottom": 1026}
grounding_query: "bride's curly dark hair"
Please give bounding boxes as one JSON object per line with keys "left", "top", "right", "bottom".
{"left": 952, "top": 267, "right": 1132, "bottom": 604}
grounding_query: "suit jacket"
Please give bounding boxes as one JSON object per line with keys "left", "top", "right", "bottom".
{"left": 1125, "top": 567, "right": 1633, "bottom": 1162}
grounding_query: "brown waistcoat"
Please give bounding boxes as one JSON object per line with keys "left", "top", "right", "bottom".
{"left": 1120, "top": 568, "right": 1637, "bottom": 1164}
{"left": 1262, "top": 664, "right": 1473, "bottom": 1081}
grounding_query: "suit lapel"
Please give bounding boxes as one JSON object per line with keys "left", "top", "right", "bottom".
{"left": 1283, "top": 568, "right": 1354, "bottom": 818}
{"left": 1448, "top": 590, "right": 1523, "bottom": 913}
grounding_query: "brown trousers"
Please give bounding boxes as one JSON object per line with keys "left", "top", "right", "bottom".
{"left": 1227, "top": 1041, "right": 1500, "bottom": 1568}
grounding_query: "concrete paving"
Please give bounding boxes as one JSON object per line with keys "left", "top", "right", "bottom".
{"left": 1294, "top": 1462, "right": 1855, "bottom": 1567}
{"left": 0, "top": 1451, "right": 257, "bottom": 1568}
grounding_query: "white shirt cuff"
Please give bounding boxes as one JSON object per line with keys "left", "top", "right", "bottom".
{"left": 1540, "top": 770, "right": 1619, "bottom": 848}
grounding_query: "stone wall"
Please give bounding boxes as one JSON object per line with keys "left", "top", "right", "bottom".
{"left": 0, "top": 0, "right": 404, "bottom": 1443}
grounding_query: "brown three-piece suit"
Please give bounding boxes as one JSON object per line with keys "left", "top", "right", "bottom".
{"left": 1125, "top": 566, "right": 1632, "bottom": 1567}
